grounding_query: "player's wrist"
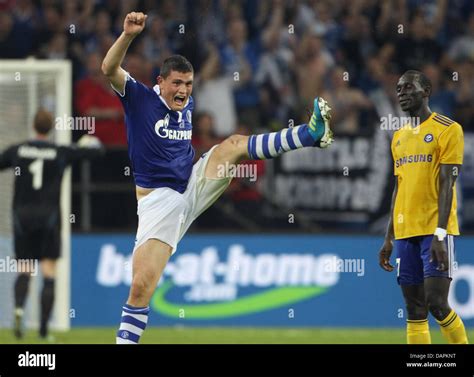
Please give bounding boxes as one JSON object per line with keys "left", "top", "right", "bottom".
{"left": 121, "top": 31, "right": 138, "bottom": 39}
{"left": 434, "top": 227, "right": 447, "bottom": 241}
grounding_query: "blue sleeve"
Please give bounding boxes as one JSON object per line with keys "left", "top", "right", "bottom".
{"left": 111, "top": 72, "right": 153, "bottom": 112}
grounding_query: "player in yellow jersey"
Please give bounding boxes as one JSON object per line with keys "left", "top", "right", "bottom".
{"left": 378, "top": 70, "right": 468, "bottom": 344}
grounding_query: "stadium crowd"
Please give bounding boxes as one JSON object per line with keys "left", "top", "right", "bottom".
{"left": 2, "top": 0, "right": 474, "bottom": 143}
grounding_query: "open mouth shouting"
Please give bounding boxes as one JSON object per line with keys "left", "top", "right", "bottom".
{"left": 173, "top": 94, "right": 186, "bottom": 107}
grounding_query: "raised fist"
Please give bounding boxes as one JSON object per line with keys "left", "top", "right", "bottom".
{"left": 124, "top": 12, "right": 147, "bottom": 36}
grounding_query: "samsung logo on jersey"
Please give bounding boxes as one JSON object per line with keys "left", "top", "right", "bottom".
{"left": 155, "top": 115, "right": 192, "bottom": 141}
{"left": 395, "top": 154, "right": 433, "bottom": 167}
{"left": 18, "top": 146, "right": 57, "bottom": 160}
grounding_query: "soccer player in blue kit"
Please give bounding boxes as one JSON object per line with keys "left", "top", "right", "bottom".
{"left": 102, "top": 12, "right": 334, "bottom": 344}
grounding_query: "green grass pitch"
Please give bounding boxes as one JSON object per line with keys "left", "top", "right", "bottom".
{"left": 1, "top": 327, "right": 473, "bottom": 344}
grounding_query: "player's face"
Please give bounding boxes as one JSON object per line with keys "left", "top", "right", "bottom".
{"left": 158, "top": 71, "right": 194, "bottom": 111}
{"left": 396, "top": 75, "right": 425, "bottom": 112}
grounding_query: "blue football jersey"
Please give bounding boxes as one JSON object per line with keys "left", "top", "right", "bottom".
{"left": 113, "top": 73, "right": 195, "bottom": 193}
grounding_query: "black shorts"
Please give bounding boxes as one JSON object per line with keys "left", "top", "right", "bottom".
{"left": 14, "top": 214, "right": 60, "bottom": 260}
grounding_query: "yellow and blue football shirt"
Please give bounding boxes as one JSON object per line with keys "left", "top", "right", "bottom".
{"left": 391, "top": 112, "right": 464, "bottom": 239}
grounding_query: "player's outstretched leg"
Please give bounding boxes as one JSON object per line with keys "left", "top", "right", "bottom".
{"left": 247, "top": 96, "right": 333, "bottom": 159}
{"left": 13, "top": 272, "right": 30, "bottom": 339}
{"left": 205, "top": 97, "right": 333, "bottom": 179}
{"left": 116, "top": 239, "right": 171, "bottom": 344}
{"left": 425, "top": 277, "right": 469, "bottom": 344}
{"left": 39, "top": 259, "right": 56, "bottom": 341}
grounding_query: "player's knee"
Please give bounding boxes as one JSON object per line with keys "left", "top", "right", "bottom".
{"left": 129, "top": 276, "right": 151, "bottom": 303}
{"left": 426, "top": 295, "right": 450, "bottom": 320}
{"left": 219, "top": 134, "right": 248, "bottom": 159}
{"left": 406, "top": 302, "right": 428, "bottom": 320}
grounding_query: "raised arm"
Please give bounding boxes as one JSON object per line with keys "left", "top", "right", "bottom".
{"left": 101, "top": 12, "right": 148, "bottom": 93}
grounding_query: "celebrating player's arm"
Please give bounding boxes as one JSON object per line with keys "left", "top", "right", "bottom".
{"left": 101, "top": 12, "right": 148, "bottom": 93}
{"left": 379, "top": 179, "right": 397, "bottom": 272}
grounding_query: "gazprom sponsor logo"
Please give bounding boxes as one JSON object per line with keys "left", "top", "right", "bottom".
{"left": 155, "top": 114, "right": 192, "bottom": 140}
{"left": 96, "top": 244, "right": 339, "bottom": 318}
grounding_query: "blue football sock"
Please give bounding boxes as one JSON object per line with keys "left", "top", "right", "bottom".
{"left": 116, "top": 304, "right": 150, "bottom": 344}
{"left": 247, "top": 124, "right": 318, "bottom": 160}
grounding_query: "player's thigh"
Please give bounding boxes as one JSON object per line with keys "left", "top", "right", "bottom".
{"left": 14, "top": 234, "right": 34, "bottom": 263}
{"left": 395, "top": 237, "right": 424, "bottom": 285}
{"left": 183, "top": 147, "right": 232, "bottom": 226}
{"left": 39, "top": 226, "right": 61, "bottom": 261}
{"left": 132, "top": 238, "right": 172, "bottom": 289}
{"left": 204, "top": 134, "right": 249, "bottom": 179}
{"left": 14, "top": 217, "right": 35, "bottom": 261}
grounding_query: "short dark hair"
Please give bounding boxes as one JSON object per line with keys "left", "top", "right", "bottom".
{"left": 403, "top": 70, "right": 432, "bottom": 91}
{"left": 33, "top": 109, "right": 53, "bottom": 135}
{"left": 160, "top": 55, "right": 194, "bottom": 78}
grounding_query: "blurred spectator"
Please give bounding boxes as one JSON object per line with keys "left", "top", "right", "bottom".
{"left": 141, "top": 15, "right": 174, "bottom": 71}
{"left": 10, "top": 0, "right": 36, "bottom": 56}
{"left": 394, "top": 13, "right": 443, "bottom": 72}
{"left": 192, "top": 0, "right": 227, "bottom": 46}
{"left": 453, "top": 60, "right": 474, "bottom": 131}
{"left": 295, "top": 30, "right": 334, "bottom": 118}
{"left": 256, "top": 1, "right": 296, "bottom": 127}
{"left": 220, "top": 17, "right": 261, "bottom": 130}
{"left": 42, "top": 32, "right": 68, "bottom": 59}
{"left": 85, "top": 10, "right": 114, "bottom": 53}
{"left": 0, "top": 12, "right": 18, "bottom": 58}
{"left": 191, "top": 112, "right": 221, "bottom": 160}
{"left": 194, "top": 43, "right": 237, "bottom": 137}
{"left": 124, "top": 53, "right": 154, "bottom": 87}
{"left": 338, "top": 13, "right": 377, "bottom": 84}
{"left": 423, "top": 63, "right": 456, "bottom": 116}
{"left": 321, "top": 66, "right": 373, "bottom": 134}
{"left": 449, "top": 12, "right": 474, "bottom": 62}
{"left": 34, "top": 5, "right": 63, "bottom": 53}
{"left": 74, "top": 53, "right": 126, "bottom": 145}
{"left": 358, "top": 54, "right": 386, "bottom": 94}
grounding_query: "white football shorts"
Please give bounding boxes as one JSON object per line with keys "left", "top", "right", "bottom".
{"left": 133, "top": 145, "right": 232, "bottom": 255}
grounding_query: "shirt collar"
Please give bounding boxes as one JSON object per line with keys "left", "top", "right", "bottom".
{"left": 153, "top": 85, "right": 190, "bottom": 110}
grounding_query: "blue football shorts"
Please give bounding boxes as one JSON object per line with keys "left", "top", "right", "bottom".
{"left": 395, "top": 235, "right": 455, "bottom": 285}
